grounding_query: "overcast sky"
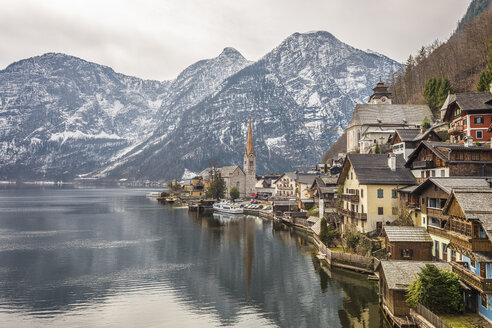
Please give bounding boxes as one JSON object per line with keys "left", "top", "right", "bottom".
{"left": 0, "top": 0, "right": 471, "bottom": 81}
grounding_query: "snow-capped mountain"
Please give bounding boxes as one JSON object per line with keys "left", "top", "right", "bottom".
{"left": 0, "top": 31, "right": 400, "bottom": 181}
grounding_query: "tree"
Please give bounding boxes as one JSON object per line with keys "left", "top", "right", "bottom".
{"left": 229, "top": 186, "right": 240, "bottom": 201}
{"left": 406, "top": 264, "right": 464, "bottom": 314}
{"left": 319, "top": 217, "right": 340, "bottom": 247}
{"left": 424, "top": 77, "right": 453, "bottom": 110}
{"left": 421, "top": 116, "right": 431, "bottom": 130}
{"left": 206, "top": 169, "right": 226, "bottom": 200}
{"left": 477, "top": 45, "right": 492, "bottom": 91}
{"left": 392, "top": 201, "right": 414, "bottom": 226}
{"left": 374, "top": 142, "right": 381, "bottom": 154}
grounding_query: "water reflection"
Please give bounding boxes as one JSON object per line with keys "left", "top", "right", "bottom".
{"left": 0, "top": 186, "right": 383, "bottom": 327}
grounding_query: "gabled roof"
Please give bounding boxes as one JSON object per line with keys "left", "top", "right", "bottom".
{"left": 383, "top": 226, "right": 432, "bottom": 243}
{"left": 338, "top": 154, "right": 416, "bottom": 185}
{"left": 412, "top": 177, "right": 492, "bottom": 195}
{"left": 405, "top": 141, "right": 492, "bottom": 167}
{"left": 443, "top": 92, "right": 492, "bottom": 121}
{"left": 380, "top": 261, "right": 451, "bottom": 290}
{"left": 297, "top": 173, "right": 325, "bottom": 186}
{"left": 443, "top": 189, "right": 492, "bottom": 239}
{"left": 273, "top": 172, "right": 296, "bottom": 184}
{"left": 219, "top": 165, "right": 244, "bottom": 177}
{"left": 393, "top": 128, "right": 421, "bottom": 142}
{"left": 348, "top": 104, "right": 432, "bottom": 128}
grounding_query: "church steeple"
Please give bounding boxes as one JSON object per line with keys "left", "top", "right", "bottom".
{"left": 368, "top": 78, "right": 392, "bottom": 104}
{"left": 245, "top": 113, "right": 255, "bottom": 156}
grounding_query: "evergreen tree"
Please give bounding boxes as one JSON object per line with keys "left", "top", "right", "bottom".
{"left": 406, "top": 264, "right": 464, "bottom": 314}
{"left": 229, "top": 186, "right": 240, "bottom": 201}
{"left": 374, "top": 142, "right": 381, "bottom": 154}
{"left": 424, "top": 77, "right": 453, "bottom": 110}
{"left": 421, "top": 116, "right": 431, "bottom": 129}
{"left": 477, "top": 44, "right": 492, "bottom": 92}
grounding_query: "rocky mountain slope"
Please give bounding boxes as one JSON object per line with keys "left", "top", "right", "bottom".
{"left": 0, "top": 31, "right": 400, "bottom": 181}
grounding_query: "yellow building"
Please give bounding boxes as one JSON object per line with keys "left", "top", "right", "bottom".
{"left": 338, "top": 153, "right": 416, "bottom": 233}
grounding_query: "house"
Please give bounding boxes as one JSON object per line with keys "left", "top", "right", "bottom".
{"left": 390, "top": 128, "right": 441, "bottom": 160}
{"left": 441, "top": 86, "right": 492, "bottom": 144}
{"left": 442, "top": 188, "right": 492, "bottom": 322}
{"left": 346, "top": 79, "right": 433, "bottom": 154}
{"left": 311, "top": 176, "right": 338, "bottom": 218}
{"left": 379, "top": 260, "right": 451, "bottom": 326}
{"left": 405, "top": 141, "right": 492, "bottom": 183}
{"left": 337, "top": 153, "right": 416, "bottom": 233}
{"left": 410, "top": 177, "right": 492, "bottom": 261}
{"left": 382, "top": 226, "right": 433, "bottom": 261}
{"left": 273, "top": 172, "right": 296, "bottom": 199}
{"left": 296, "top": 173, "right": 325, "bottom": 209}
{"left": 273, "top": 200, "right": 298, "bottom": 217}
{"left": 182, "top": 176, "right": 206, "bottom": 197}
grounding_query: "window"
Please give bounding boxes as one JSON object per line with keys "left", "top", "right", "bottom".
{"left": 350, "top": 172, "right": 353, "bottom": 180}
{"left": 463, "top": 119, "right": 467, "bottom": 126}
{"left": 392, "top": 207, "right": 398, "bottom": 215}
{"left": 431, "top": 170, "right": 436, "bottom": 177}
{"left": 477, "top": 130, "right": 483, "bottom": 139}
{"left": 440, "top": 199, "right": 447, "bottom": 208}
{"left": 426, "top": 170, "right": 430, "bottom": 178}
{"left": 421, "top": 171, "right": 424, "bottom": 178}
{"left": 377, "top": 189, "right": 383, "bottom": 198}
{"left": 428, "top": 198, "right": 437, "bottom": 208}
{"left": 475, "top": 116, "right": 484, "bottom": 124}
{"left": 361, "top": 205, "right": 364, "bottom": 213}
{"left": 401, "top": 249, "right": 413, "bottom": 259}
{"left": 361, "top": 189, "right": 364, "bottom": 198}
{"left": 456, "top": 152, "right": 464, "bottom": 160}
{"left": 392, "top": 189, "right": 397, "bottom": 198}
{"left": 378, "top": 207, "right": 384, "bottom": 215}
{"left": 422, "top": 216, "right": 426, "bottom": 225}
{"left": 471, "top": 260, "right": 476, "bottom": 269}
{"left": 472, "top": 152, "right": 480, "bottom": 161}
{"left": 441, "top": 169, "right": 445, "bottom": 177}
{"left": 442, "top": 243, "right": 448, "bottom": 258}
{"left": 481, "top": 294, "right": 488, "bottom": 309}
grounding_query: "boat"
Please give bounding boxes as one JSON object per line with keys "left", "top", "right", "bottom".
{"left": 146, "top": 191, "right": 161, "bottom": 198}
{"left": 212, "top": 201, "right": 244, "bottom": 214}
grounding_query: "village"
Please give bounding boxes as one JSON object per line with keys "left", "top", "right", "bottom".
{"left": 157, "top": 78, "right": 492, "bottom": 328}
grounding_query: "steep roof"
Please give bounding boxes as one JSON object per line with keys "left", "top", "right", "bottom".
{"left": 442, "top": 92, "right": 492, "bottom": 121}
{"left": 348, "top": 104, "right": 432, "bottom": 128}
{"left": 380, "top": 261, "right": 451, "bottom": 290}
{"left": 219, "top": 165, "right": 244, "bottom": 177}
{"left": 443, "top": 189, "right": 492, "bottom": 239}
{"left": 245, "top": 115, "right": 255, "bottom": 156}
{"left": 339, "top": 154, "right": 416, "bottom": 185}
{"left": 405, "top": 141, "right": 492, "bottom": 167}
{"left": 297, "top": 173, "right": 325, "bottom": 186}
{"left": 394, "top": 128, "right": 421, "bottom": 142}
{"left": 412, "top": 177, "right": 492, "bottom": 195}
{"left": 383, "top": 226, "right": 432, "bottom": 243}
{"left": 273, "top": 172, "right": 297, "bottom": 184}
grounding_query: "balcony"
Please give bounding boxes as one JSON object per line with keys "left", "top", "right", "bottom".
{"left": 427, "top": 226, "right": 451, "bottom": 239}
{"left": 342, "top": 193, "right": 359, "bottom": 203}
{"left": 413, "top": 160, "right": 433, "bottom": 169}
{"left": 451, "top": 262, "right": 492, "bottom": 293}
{"left": 449, "top": 232, "right": 492, "bottom": 252}
{"left": 448, "top": 125, "right": 464, "bottom": 135}
{"left": 276, "top": 185, "right": 293, "bottom": 190}
{"left": 339, "top": 208, "right": 367, "bottom": 220}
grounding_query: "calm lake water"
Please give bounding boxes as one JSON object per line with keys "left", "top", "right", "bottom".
{"left": 0, "top": 186, "right": 383, "bottom": 327}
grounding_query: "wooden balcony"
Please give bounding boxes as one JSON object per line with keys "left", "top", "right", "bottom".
{"left": 451, "top": 262, "right": 492, "bottom": 293}
{"left": 449, "top": 232, "right": 492, "bottom": 252}
{"left": 413, "top": 160, "right": 433, "bottom": 169}
{"left": 427, "top": 226, "right": 451, "bottom": 239}
{"left": 448, "top": 125, "right": 464, "bottom": 135}
{"left": 276, "top": 185, "right": 293, "bottom": 190}
{"left": 342, "top": 193, "right": 359, "bottom": 202}
{"left": 339, "top": 208, "right": 367, "bottom": 220}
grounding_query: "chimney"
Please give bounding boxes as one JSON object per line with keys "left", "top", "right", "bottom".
{"left": 388, "top": 154, "right": 396, "bottom": 171}
{"left": 464, "top": 136, "right": 474, "bottom": 147}
{"left": 420, "top": 127, "right": 425, "bottom": 134}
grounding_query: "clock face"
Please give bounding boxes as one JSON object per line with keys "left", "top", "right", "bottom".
{"left": 381, "top": 96, "right": 386, "bottom": 102}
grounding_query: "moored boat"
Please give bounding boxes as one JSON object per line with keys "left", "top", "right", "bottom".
{"left": 212, "top": 201, "right": 244, "bottom": 214}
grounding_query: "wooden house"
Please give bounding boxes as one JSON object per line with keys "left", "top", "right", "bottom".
{"left": 441, "top": 89, "right": 492, "bottom": 144}
{"left": 391, "top": 128, "right": 441, "bottom": 160}
{"left": 379, "top": 260, "right": 451, "bottom": 326}
{"left": 382, "top": 226, "right": 433, "bottom": 261}
{"left": 405, "top": 141, "right": 492, "bottom": 184}
{"left": 442, "top": 189, "right": 492, "bottom": 321}
{"left": 310, "top": 176, "right": 338, "bottom": 218}
{"left": 410, "top": 177, "right": 492, "bottom": 261}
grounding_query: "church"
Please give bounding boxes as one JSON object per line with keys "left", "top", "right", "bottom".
{"left": 214, "top": 115, "right": 257, "bottom": 198}
{"left": 346, "top": 79, "right": 434, "bottom": 154}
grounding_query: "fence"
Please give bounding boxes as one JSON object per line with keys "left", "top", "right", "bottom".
{"left": 313, "top": 233, "right": 374, "bottom": 272}
{"left": 412, "top": 303, "right": 452, "bottom": 328}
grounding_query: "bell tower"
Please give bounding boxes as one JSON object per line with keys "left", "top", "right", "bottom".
{"left": 244, "top": 114, "right": 256, "bottom": 197}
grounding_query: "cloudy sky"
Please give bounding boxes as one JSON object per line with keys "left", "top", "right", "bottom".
{"left": 1, "top": 0, "right": 471, "bottom": 81}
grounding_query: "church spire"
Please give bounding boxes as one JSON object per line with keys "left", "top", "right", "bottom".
{"left": 245, "top": 113, "right": 255, "bottom": 156}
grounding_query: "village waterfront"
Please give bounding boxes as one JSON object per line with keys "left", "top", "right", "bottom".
{"left": 0, "top": 186, "right": 384, "bottom": 328}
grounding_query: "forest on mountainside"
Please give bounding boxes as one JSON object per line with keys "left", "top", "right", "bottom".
{"left": 389, "top": 1, "right": 492, "bottom": 106}
{"left": 458, "top": 0, "right": 491, "bottom": 30}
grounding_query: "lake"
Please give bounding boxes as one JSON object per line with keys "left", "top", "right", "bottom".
{"left": 0, "top": 186, "right": 383, "bottom": 327}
